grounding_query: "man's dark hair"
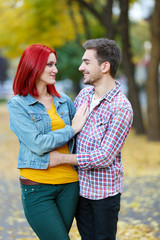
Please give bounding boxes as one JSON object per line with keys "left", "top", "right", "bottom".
{"left": 83, "top": 38, "right": 122, "bottom": 78}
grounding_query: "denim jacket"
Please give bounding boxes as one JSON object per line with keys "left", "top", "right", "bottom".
{"left": 8, "top": 93, "right": 76, "bottom": 169}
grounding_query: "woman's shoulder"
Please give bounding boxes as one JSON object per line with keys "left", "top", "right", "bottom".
{"left": 9, "top": 94, "right": 36, "bottom": 103}
{"left": 8, "top": 94, "right": 22, "bottom": 104}
{"left": 57, "top": 92, "right": 73, "bottom": 103}
{"left": 56, "top": 92, "right": 75, "bottom": 113}
{"left": 8, "top": 95, "right": 26, "bottom": 114}
{"left": 8, "top": 94, "right": 35, "bottom": 109}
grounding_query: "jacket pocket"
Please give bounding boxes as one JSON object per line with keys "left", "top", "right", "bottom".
{"left": 28, "top": 113, "right": 43, "bottom": 131}
{"left": 59, "top": 110, "right": 71, "bottom": 125}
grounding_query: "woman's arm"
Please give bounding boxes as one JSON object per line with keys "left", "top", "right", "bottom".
{"left": 8, "top": 99, "right": 88, "bottom": 156}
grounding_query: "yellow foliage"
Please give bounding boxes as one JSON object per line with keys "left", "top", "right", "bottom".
{"left": 0, "top": 0, "right": 84, "bottom": 58}
{"left": 122, "top": 130, "right": 160, "bottom": 177}
{"left": 117, "top": 221, "right": 160, "bottom": 240}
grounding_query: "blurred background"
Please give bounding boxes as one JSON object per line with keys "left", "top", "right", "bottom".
{"left": 0, "top": 0, "right": 160, "bottom": 239}
{"left": 0, "top": 0, "right": 160, "bottom": 140}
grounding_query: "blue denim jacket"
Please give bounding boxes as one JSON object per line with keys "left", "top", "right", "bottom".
{"left": 8, "top": 93, "right": 76, "bottom": 169}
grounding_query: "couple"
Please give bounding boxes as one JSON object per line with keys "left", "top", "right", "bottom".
{"left": 8, "top": 38, "right": 133, "bottom": 240}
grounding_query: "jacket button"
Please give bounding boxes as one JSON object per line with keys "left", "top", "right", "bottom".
{"left": 61, "top": 112, "right": 63, "bottom": 115}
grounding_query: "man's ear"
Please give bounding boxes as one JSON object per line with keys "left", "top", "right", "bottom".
{"left": 101, "top": 61, "right": 110, "bottom": 73}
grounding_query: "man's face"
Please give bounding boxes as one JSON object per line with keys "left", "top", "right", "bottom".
{"left": 79, "top": 49, "right": 103, "bottom": 86}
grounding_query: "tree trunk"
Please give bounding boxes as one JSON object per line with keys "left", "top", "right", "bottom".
{"left": 146, "top": 0, "right": 160, "bottom": 141}
{"left": 71, "top": 0, "right": 145, "bottom": 133}
{"left": 103, "top": 0, "right": 115, "bottom": 39}
{"left": 119, "top": 0, "right": 145, "bottom": 134}
{"left": 79, "top": 7, "right": 91, "bottom": 39}
{"left": 67, "top": 0, "right": 81, "bottom": 46}
{"left": 72, "top": 0, "right": 115, "bottom": 39}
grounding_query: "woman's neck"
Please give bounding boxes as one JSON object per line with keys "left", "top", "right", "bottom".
{"left": 35, "top": 83, "right": 53, "bottom": 111}
{"left": 36, "top": 82, "right": 49, "bottom": 97}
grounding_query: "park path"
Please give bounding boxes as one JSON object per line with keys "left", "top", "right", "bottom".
{"left": 0, "top": 103, "right": 160, "bottom": 239}
{"left": 0, "top": 175, "right": 160, "bottom": 239}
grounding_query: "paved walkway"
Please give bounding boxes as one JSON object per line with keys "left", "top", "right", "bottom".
{"left": 0, "top": 178, "right": 38, "bottom": 240}
{"left": 120, "top": 175, "right": 160, "bottom": 236}
{"left": 0, "top": 175, "right": 160, "bottom": 239}
{"left": 0, "top": 104, "right": 160, "bottom": 239}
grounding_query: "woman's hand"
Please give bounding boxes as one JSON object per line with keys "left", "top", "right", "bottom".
{"left": 71, "top": 103, "right": 88, "bottom": 134}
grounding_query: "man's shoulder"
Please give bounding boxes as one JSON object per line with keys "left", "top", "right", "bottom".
{"left": 78, "top": 86, "right": 94, "bottom": 96}
{"left": 112, "top": 91, "right": 133, "bottom": 112}
{"left": 74, "top": 86, "right": 93, "bottom": 107}
{"left": 58, "top": 92, "right": 72, "bottom": 103}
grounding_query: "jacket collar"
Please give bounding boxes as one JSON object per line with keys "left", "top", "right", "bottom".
{"left": 22, "top": 93, "right": 66, "bottom": 106}
{"left": 22, "top": 94, "right": 38, "bottom": 105}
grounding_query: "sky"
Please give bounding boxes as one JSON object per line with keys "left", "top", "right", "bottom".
{"left": 129, "top": 0, "right": 155, "bottom": 21}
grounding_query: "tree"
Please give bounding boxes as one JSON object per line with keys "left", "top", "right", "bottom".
{"left": 56, "top": 42, "right": 83, "bottom": 94}
{"left": 146, "top": 0, "right": 160, "bottom": 141}
{"left": 69, "top": 0, "right": 144, "bottom": 134}
{"left": 119, "top": 0, "right": 144, "bottom": 134}
{"left": 0, "top": 0, "right": 82, "bottom": 57}
{"left": 0, "top": 55, "right": 9, "bottom": 84}
{"left": 1, "top": 0, "right": 158, "bottom": 137}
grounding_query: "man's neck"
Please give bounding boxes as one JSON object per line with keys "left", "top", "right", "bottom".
{"left": 93, "top": 76, "right": 116, "bottom": 100}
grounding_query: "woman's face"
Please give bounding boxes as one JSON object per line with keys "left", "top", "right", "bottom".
{"left": 37, "top": 53, "right": 58, "bottom": 86}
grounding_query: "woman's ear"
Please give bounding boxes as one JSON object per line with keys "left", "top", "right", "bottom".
{"left": 101, "top": 61, "right": 110, "bottom": 73}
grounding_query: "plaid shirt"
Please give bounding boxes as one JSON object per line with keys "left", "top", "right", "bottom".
{"left": 74, "top": 81, "right": 133, "bottom": 200}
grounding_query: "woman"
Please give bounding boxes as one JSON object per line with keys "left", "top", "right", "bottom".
{"left": 8, "top": 44, "right": 88, "bottom": 240}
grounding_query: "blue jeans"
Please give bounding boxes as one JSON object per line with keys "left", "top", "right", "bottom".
{"left": 76, "top": 194, "right": 121, "bottom": 240}
{"left": 20, "top": 181, "right": 79, "bottom": 240}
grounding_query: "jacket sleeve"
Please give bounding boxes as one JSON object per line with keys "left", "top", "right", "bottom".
{"left": 8, "top": 99, "right": 75, "bottom": 156}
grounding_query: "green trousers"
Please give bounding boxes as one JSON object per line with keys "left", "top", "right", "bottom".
{"left": 20, "top": 181, "right": 79, "bottom": 240}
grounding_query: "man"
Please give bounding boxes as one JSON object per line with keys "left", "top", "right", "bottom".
{"left": 50, "top": 38, "right": 133, "bottom": 240}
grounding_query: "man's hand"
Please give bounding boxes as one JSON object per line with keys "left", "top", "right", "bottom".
{"left": 49, "top": 150, "right": 61, "bottom": 167}
{"left": 49, "top": 150, "right": 78, "bottom": 168}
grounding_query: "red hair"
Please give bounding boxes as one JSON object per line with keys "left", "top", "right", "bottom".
{"left": 13, "top": 44, "right": 61, "bottom": 97}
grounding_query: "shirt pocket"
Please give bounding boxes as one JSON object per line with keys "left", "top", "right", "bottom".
{"left": 90, "top": 117, "right": 108, "bottom": 141}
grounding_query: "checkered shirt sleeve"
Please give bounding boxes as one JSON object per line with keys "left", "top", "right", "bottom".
{"left": 74, "top": 82, "right": 133, "bottom": 200}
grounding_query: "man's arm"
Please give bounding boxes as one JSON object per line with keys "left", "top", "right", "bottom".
{"left": 76, "top": 108, "right": 133, "bottom": 170}
{"left": 49, "top": 108, "right": 133, "bottom": 169}
{"left": 49, "top": 151, "right": 78, "bottom": 167}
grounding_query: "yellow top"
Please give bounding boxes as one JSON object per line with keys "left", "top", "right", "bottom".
{"left": 20, "top": 100, "right": 78, "bottom": 184}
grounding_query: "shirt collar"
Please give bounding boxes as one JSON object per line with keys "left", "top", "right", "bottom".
{"left": 89, "top": 80, "right": 121, "bottom": 103}
{"left": 103, "top": 81, "right": 121, "bottom": 103}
